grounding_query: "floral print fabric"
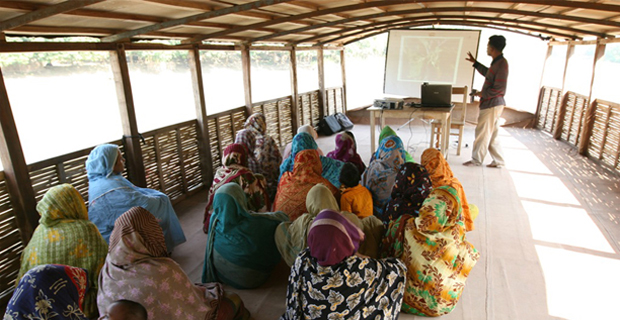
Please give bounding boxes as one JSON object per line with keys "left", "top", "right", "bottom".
{"left": 381, "top": 163, "right": 433, "bottom": 223}
{"left": 18, "top": 184, "right": 107, "bottom": 319}
{"left": 326, "top": 132, "right": 366, "bottom": 174}
{"left": 5, "top": 264, "right": 89, "bottom": 320}
{"left": 383, "top": 186, "right": 480, "bottom": 316}
{"left": 280, "top": 249, "right": 407, "bottom": 320}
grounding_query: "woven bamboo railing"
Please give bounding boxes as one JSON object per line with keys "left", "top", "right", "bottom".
{"left": 582, "top": 99, "right": 620, "bottom": 173}
{"left": 252, "top": 95, "right": 294, "bottom": 147}
{"left": 0, "top": 171, "right": 22, "bottom": 311}
{"left": 535, "top": 86, "right": 563, "bottom": 135}
{"left": 298, "top": 90, "right": 321, "bottom": 128}
{"left": 553, "top": 91, "right": 589, "bottom": 148}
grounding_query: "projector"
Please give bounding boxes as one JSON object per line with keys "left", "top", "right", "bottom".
{"left": 374, "top": 98, "right": 404, "bottom": 109}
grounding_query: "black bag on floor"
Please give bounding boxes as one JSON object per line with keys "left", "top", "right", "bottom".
{"left": 318, "top": 115, "right": 342, "bottom": 135}
{"left": 334, "top": 112, "right": 354, "bottom": 130}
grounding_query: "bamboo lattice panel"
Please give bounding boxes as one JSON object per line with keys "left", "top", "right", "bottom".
{"left": 207, "top": 118, "right": 221, "bottom": 170}
{"left": 536, "top": 87, "right": 563, "bottom": 134}
{"left": 310, "top": 91, "right": 321, "bottom": 127}
{"left": 298, "top": 92, "right": 312, "bottom": 127}
{"left": 0, "top": 172, "right": 23, "bottom": 311}
{"left": 142, "top": 121, "right": 203, "bottom": 203}
{"left": 587, "top": 100, "right": 620, "bottom": 173}
{"left": 253, "top": 100, "right": 281, "bottom": 145}
{"left": 335, "top": 88, "right": 344, "bottom": 114}
{"left": 277, "top": 98, "right": 294, "bottom": 145}
{"left": 217, "top": 115, "right": 235, "bottom": 154}
{"left": 327, "top": 88, "right": 336, "bottom": 115}
{"left": 207, "top": 107, "right": 247, "bottom": 168}
{"left": 560, "top": 92, "right": 589, "bottom": 147}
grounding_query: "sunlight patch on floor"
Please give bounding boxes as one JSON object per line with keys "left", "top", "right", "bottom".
{"left": 522, "top": 200, "right": 615, "bottom": 253}
{"left": 535, "top": 245, "right": 620, "bottom": 320}
{"left": 509, "top": 172, "right": 580, "bottom": 205}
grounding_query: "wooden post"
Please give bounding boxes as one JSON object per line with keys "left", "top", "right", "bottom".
{"left": 535, "top": 45, "right": 553, "bottom": 123}
{"left": 0, "top": 67, "right": 37, "bottom": 244}
{"left": 241, "top": 44, "right": 253, "bottom": 117}
{"left": 289, "top": 46, "right": 300, "bottom": 133}
{"left": 553, "top": 44, "right": 575, "bottom": 139}
{"left": 317, "top": 47, "right": 326, "bottom": 119}
{"left": 188, "top": 46, "right": 214, "bottom": 186}
{"left": 340, "top": 48, "right": 348, "bottom": 113}
{"left": 578, "top": 42, "right": 606, "bottom": 155}
{"left": 110, "top": 45, "right": 146, "bottom": 187}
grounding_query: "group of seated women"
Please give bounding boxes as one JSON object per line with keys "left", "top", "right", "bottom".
{"left": 6, "top": 113, "right": 479, "bottom": 320}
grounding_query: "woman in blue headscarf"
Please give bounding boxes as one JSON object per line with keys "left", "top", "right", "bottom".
{"left": 279, "top": 132, "right": 344, "bottom": 188}
{"left": 86, "top": 144, "right": 185, "bottom": 252}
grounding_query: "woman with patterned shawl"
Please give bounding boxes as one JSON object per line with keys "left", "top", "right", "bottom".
{"left": 280, "top": 210, "right": 407, "bottom": 320}
{"left": 280, "top": 132, "right": 345, "bottom": 188}
{"left": 274, "top": 149, "right": 340, "bottom": 221}
{"left": 381, "top": 163, "right": 433, "bottom": 223}
{"left": 382, "top": 186, "right": 480, "bottom": 316}
{"left": 86, "top": 144, "right": 185, "bottom": 252}
{"left": 234, "top": 129, "right": 260, "bottom": 173}
{"left": 362, "top": 135, "right": 407, "bottom": 217}
{"left": 5, "top": 264, "right": 89, "bottom": 320}
{"left": 17, "top": 184, "right": 107, "bottom": 319}
{"left": 203, "top": 183, "right": 288, "bottom": 289}
{"left": 244, "top": 113, "right": 282, "bottom": 202}
{"left": 379, "top": 125, "right": 414, "bottom": 163}
{"left": 98, "top": 207, "right": 250, "bottom": 320}
{"left": 204, "top": 143, "right": 268, "bottom": 232}
{"left": 326, "top": 131, "right": 366, "bottom": 174}
{"left": 421, "top": 148, "right": 478, "bottom": 231}
{"left": 282, "top": 124, "right": 323, "bottom": 161}
{"left": 275, "top": 183, "right": 385, "bottom": 267}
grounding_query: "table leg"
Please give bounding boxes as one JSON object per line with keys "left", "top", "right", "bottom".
{"left": 442, "top": 114, "right": 451, "bottom": 159}
{"left": 370, "top": 110, "right": 376, "bottom": 153}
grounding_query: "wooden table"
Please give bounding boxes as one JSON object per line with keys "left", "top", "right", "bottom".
{"left": 368, "top": 105, "right": 454, "bottom": 158}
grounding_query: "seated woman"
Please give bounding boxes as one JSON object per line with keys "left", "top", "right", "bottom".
{"left": 275, "top": 183, "right": 384, "bottom": 267}
{"left": 17, "top": 184, "right": 107, "bottom": 319}
{"left": 280, "top": 132, "right": 344, "bottom": 188}
{"left": 339, "top": 163, "right": 373, "bottom": 219}
{"left": 204, "top": 143, "right": 268, "bottom": 232}
{"left": 282, "top": 124, "right": 323, "bottom": 161}
{"left": 381, "top": 162, "right": 433, "bottom": 223}
{"left": 326, "top": 131, "right": 366, "bottom": 174}
{"left": 86, "top": 144, "right": 186, "bottom": 252}
{"left": 98, "top": 207, "right": 250, "bottom": 320}
{"left": 5, "top": 264, "right": 90, "bottom": 320}
{"left": 244, "top": 113, "right": 282, "bottom": 202}
{"left": 203, "top": 183, "right": 288, "bottom": 289}
{"left": 421, "top": 148, "right": 478, "bottom": 231}
{"left": 362, "top": 135, "right": 407, "bottom": 217}
{"left": 382, "top": 186, "right": 480, "bottom": 316}
{"left": 280, "top": 210, "right": 407, "bottom": 320}
{"left": 274, "top": 149, "right": 340, "bottom": 221}
{"left": 234, "top": 128, "right": 260, "bottom": 174}
{"left": 379, "top": 125, "right": 414, "bottom": 162}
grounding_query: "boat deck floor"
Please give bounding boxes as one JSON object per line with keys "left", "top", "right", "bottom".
{"left": 171, "top": 122, "right": 620, "bottom": 320}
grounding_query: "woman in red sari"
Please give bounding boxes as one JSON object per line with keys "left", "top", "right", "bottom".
{"left": 204, "top": 143, "right": 268, "bottom": 232}
{"left": 274, "top": 149, "right": 339, "bottom": 221}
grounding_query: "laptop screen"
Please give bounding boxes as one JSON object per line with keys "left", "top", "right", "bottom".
{"left": 421, "top": 84, "right": 452, "bottom": 107}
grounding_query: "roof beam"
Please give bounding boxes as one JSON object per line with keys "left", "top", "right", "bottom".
{"left": 101, "top": 0, "right": 295, "bottom": 43}
{"left": 248, "top": 6, "right": 620, "bottom": 43}
{"left": 0, "top": 0, "right": 104, "bottom": 31}
{"left": 296, "top": 14, "right": 606, "bottom": 45}
{"left": 184, "top": 0, "right": 620, "bottom": 44}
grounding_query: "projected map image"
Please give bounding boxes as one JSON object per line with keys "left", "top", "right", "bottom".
{"left": 397, "top": 36, "right": 463, "bottom": 83}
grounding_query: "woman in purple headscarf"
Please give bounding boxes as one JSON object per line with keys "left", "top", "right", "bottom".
{"left": 280, "top": 209, "right": 407, "bottom": 320}
{"left": 326, "top": 131, "right": 366, "bottom": 174}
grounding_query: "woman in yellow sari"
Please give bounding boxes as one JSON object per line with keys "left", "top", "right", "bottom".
{"left": 17, "top": 184, "right": 107, "bottom": 319}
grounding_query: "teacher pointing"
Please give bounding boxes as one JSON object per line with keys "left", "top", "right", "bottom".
{"left": 463, "top": 35, "right": 508, "bottom": 168}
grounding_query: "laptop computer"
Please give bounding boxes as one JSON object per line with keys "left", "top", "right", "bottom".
{"left": 420, "top": 83, "right": 453, "bottom": 108}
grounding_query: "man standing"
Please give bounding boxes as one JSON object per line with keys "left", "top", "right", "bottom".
{"left": 463, "top": 35, "right": 508, "bottom": 168}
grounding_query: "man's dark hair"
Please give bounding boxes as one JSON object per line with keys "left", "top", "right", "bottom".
{"left": 339, "top": 162, "right": 360, "bottom": 188}
{"left": 488, "top": 35, "right": 506, "bottom": 52}
{"left": 111, "top": 299, "right": 148, "bottom": 320}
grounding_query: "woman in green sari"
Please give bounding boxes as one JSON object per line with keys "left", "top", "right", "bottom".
{"left": 17, "top": 184, "right": 108, "bottom": 319}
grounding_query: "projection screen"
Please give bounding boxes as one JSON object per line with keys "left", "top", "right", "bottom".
{"left": 384, "top": 29, "right": 481, "bottom": 97}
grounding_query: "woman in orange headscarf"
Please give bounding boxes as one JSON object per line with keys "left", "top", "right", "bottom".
{"left": 421, "top": 148, "right": 477, "bottom": 231}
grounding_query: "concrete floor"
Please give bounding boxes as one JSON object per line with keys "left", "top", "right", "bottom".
{"left": 172, "top": 121, "right": 620, "bottom": 320}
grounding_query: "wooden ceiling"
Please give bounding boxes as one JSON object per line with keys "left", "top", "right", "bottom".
{"left": 1, "top": 0, "right": 620, "bottom": 46}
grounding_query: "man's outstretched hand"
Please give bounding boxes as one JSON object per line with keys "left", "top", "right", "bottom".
{"left": 466, "top": 51, "right": 476, "bottom": 63}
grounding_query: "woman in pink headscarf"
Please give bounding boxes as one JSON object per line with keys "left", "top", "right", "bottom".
{"left": 280, "top": 209, "right": 407, "bottom": 320}
{"left": 326, "top": 131, "right": 366, "bottom": 174}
